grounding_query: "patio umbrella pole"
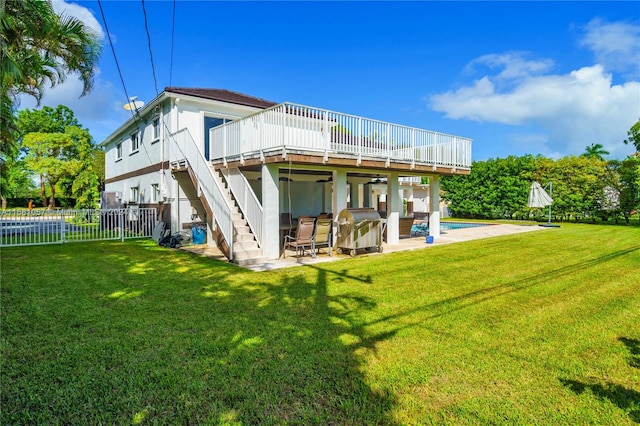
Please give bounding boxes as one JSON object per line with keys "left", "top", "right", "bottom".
{"left": 547, "top": 181, "right": 552, "bottom": 226}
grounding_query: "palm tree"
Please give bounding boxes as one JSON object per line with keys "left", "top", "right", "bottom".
{"left": 624, "top": 119, "right": 640, "bottom": 152}
{"left": 0, "top": 0, "right": 102, "bottom": 156}
{"left": 582, "top": 143, "right": 610, "bottom": 161}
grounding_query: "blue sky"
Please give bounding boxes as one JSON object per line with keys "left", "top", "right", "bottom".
{"left": 21, "top": 1, "right": 640, "bottom": 161}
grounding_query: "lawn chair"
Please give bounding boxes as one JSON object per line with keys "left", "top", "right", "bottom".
{"left": 283, "top": 217, "right": 316, "bottom": 258}
{"left": 313, "top": 218, "right": 333, "bottom": 257}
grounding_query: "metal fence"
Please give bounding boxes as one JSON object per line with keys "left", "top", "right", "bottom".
{"left": 0, "top": 208, "right": 158, "bottom": 247}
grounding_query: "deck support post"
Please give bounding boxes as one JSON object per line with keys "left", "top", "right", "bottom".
{"left": 262, "top": 163, "right": 280, "bottom": 259}
{"left": 386, "top": 172, "right": 400, "bottom": 245}
{"left": 332, "top": 169, "right": 348, "bottom": 235}
{"left": 429, "top": 175, "right": 441, "bottom": 239}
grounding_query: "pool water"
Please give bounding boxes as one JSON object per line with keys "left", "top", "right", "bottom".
{"left": 411, "top": 221, "right": 491, "bottom": 235}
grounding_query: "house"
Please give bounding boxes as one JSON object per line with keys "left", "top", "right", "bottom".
{"left": 100, "top": 87, "right": 472, "bottom": 265}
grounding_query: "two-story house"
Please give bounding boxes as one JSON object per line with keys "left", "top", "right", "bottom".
{"left": 101, "top": 87, "right": 472, "bottom": 265}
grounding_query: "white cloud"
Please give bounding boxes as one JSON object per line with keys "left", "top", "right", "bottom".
{"left": 580, "top": 18, "right": 640, "bottom": 78}
{"left": 465, "top": 53, "right": 554, "bottom": 85}
{"left": 52, "top": 0, "right": 104, "bottom": 40}
{"left": 428, "top": 19, "right": 640, "bottom": 159}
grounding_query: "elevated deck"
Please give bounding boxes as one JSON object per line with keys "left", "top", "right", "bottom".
{"left": 210, "top": 102, "right": 472, "bottom": 176}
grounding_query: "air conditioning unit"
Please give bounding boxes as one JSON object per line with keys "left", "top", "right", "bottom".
{"left": 101, "top": 191, "right": 122, "bottom": 209}
{"left": 128, "top": 205, "right": 140, "bottom": 221}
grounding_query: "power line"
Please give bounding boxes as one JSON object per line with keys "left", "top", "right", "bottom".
{"left": 169, "top": 0, "right": 176, "bottom": 87}
{"left": 97, "top": 0, "right": 140, "bottom": 125}
{"left": 141, "top": 0, "right": 159, "bottom": 96}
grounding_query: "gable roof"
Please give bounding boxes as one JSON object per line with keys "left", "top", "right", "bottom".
{"left": 165, "top": 87, "right": 277, "bottom": 109}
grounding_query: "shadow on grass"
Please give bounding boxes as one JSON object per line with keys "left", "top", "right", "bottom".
{"left": 560, "top": 337, "right": 640, "bottom": 424}
{"left": 331, "top": 245, "right": 640, "bottom": 340}
{"left": 1, "top": 240, "right": 396, "bottom": 424}
{"left": 560, "top": 379, "right": 640, "bottom": 423}
{"left": 620, "top": 337, "right": 640, "bottom": 369}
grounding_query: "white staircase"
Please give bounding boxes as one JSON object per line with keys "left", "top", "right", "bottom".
{"left": 216, "top": 171, "right": 266, "bottom": 266}
{"left": 168, "top": 128, "right": 265, "bottom": 266}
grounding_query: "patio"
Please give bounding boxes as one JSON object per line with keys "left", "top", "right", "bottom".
{"left": 180, "top": 223, "right": 549, "bottom": 271}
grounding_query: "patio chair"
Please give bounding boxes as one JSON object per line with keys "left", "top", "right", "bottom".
{"left": 399, "top": 217, "right": 415, "bottom": 238}
{"left": 313, "top": 218, "right": 333, "bottom": 257}
{"left": 283, "top": 217, "right": 316, "bottom": 259}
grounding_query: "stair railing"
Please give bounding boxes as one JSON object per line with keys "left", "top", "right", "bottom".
{"left": 168, "top": 128, "right": 235, "bottom": 259}
{"left": 220, "top": 168, "right": 264, "bottom": 247}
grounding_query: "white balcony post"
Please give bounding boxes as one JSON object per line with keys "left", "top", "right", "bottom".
{"left": 429, "top": 175, "right": 440, "bottom": 239}
{"left": 223, "top": 126, "right": 227, "bottom": 163}
{"left": 262, "top": 163, "right": 280, "bottom": 260}
{"left": 386, "top": 123, "right": 391, "bottom": 158}
{"left": 357, "top": 117, "right": 362, "bottom": 156}
{"left": 323, "top": 110, "right": 329, "bottom": 150}
{"left": 282, "top": 104, "right": 287, "bottom": 148}
{"left": 386, "top": 172, "right": 400, "bottom": 245}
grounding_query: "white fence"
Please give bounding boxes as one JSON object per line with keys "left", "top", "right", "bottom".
{"left": 0, "top": 208, "right": 158, "bottom": 247}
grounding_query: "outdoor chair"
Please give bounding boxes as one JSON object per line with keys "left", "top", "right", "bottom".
{"left": 312, "top": 218, "right": 333, "bottom": 257}
{"left": 280, "top": 212, "right": 295, "bottom": 233}
{"left": 399, "top": 217, "right": 415, "bottom": 238}
{"left": 283, "top": 217, "right": 316, "bottom": 258}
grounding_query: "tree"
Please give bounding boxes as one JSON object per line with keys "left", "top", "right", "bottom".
{"left": 18, "top": 105, "right": 100, "bottom": 209}
{"left": 441, "top": 155, "right": 538, "bottom": 220}
{"left": 0, "top": 153, "right": 35, "bottom": 209}
{"left": 624, "top": 119, "right": 640, "bottom": 152}
{"left": 582, "top": 143, "right": 609, "bottom": 161}
{"left": 1, "top": 0, "right": 101, "bottom": 157}
{"left": 617, "top": 156, "right": 640, "bottom": 224}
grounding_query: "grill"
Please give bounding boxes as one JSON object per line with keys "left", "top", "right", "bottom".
{"left": 335, "top": 208, "right": 384, "bottom": 257}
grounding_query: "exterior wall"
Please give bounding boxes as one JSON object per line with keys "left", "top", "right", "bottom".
{"left": 102, "top": 93, "right": 266, "bottom": 235}
{"left": 411, "top": 187, "right": 431, "bottom": 213}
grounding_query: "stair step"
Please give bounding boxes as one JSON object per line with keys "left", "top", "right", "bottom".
{"left": 233, "top": 241, "right": 259, "bottom": 251}
{"left": 235, "top": 233, "right": 255, "bottom": 242}
{"left": 235, "top": 256, "right": 268, "bottom": 267}
{"left": 234, "top": 226, "right": 251, "bottom": 236}
{"left": 234, "top": 248, "right": 264, "bottom": 261}
{"left": 232, "top": 219, "right": 247, "bottom": 228}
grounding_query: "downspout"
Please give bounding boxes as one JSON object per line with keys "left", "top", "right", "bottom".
{"left": 159, "top": 101, "right": 166, "bottom": 222}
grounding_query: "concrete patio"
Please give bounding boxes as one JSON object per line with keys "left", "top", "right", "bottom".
{"left": 179, "top": 223, "right": 550, "bottom": 271}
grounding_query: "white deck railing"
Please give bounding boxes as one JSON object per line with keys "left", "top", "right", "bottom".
{"left": 220, "top": 167, "right": 264, "bottom": 247}
{"left": 168, "top": 128, "right": 235, "bottom": 259}
{"left": 210, "top": 102, "right": 472, "bottom": 169}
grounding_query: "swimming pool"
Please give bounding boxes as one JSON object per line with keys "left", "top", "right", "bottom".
{"left": 411, "top": 221, "right": 492, "bottom": 235}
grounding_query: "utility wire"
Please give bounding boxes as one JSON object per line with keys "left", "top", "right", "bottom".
{"left": 97, "top": 0, "right": 140, "bottom": 125}
{"left": 141, "top": 0, "right": 159, "bottom": 96}
{"left": 169, "top": 0, "right": 176, "bottom": 87}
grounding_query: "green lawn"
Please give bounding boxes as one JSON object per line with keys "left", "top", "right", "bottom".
{"left": 2, "top": 224, "right": 639, "bottom": 425}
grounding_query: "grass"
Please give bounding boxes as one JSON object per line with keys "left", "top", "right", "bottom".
{"left": 1, "top": 224, "right": 639, "bottom": 425}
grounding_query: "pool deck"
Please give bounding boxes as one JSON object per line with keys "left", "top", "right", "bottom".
{"left": 179, "top": 223, "right": 551, "bottom": 271}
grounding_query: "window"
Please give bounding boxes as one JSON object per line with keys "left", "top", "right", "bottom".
{"left": 151, "top": 183, "right": 160, "bottom": 203}
{"left": 116, "top": 142, "right": 122, "bottom": 160}
{"left": 130, "top": 131, "right": 140, "bottom": 153}
{"left": 152, "top": 117, "right": 160, "bottom": 143}
{"left": 204, "top": 116, "right": 232, "bottom": 160}
{"left": 130, "top": 186, "right": 139, "bottom": 204}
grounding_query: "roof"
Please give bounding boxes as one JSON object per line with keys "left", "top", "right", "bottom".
{"left": 164, "top": 87, "right": 278, "bottom": 109}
